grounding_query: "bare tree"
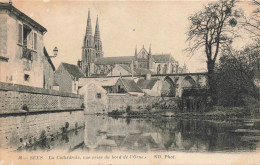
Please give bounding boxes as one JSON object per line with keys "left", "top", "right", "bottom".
{"left": 186, "top": 0, "right": 242, "bottom": 103}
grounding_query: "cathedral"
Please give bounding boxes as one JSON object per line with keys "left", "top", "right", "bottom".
{"left": 78, "top": 10, "right": 188, "bottom": 77}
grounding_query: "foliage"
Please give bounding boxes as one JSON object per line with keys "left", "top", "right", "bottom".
{"left": 215, "top": 40, "right": 260, "bottom": 107}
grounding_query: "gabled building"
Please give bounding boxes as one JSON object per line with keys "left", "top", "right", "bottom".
{"left": 54, "top": 62, "right": 85, "bottom": 93}
{"left": 79, "top": 77, "right": 119, "bottom": 93}
{"left": 78, "top": 82, "right": 108, "bottom": 114}
{"left": 115, "top": 78, "right": 144, "bottom": 96}
{"left": 0, "top": 2, "right": 55, "bottom": 88}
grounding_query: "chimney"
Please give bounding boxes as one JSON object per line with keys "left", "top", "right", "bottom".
{"left": 146, "top": 73, "right": 151, "bottom": 80}
{"left": 9, "top": 0, "right": 12, "bottom": 5}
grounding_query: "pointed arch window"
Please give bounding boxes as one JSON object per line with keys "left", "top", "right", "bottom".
{"left": 157, "top": 64, "right": 161, "bottom": 74}
{"left": 163, "top": 64, "right": 167, "bottom": 73}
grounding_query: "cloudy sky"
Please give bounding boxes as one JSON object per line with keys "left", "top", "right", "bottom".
{"left": 6, "top": 0, "right": 256, "bottom": 72}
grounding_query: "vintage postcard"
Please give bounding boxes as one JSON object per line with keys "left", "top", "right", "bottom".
{"left": 0, "top": 0, "right": 259, "bottom": 164}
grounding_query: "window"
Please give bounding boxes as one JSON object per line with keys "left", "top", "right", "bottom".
{"left": 157, "top": 64, "right": 161, "bottom": 74}
{"left": 96, "top": 93, "right": 101, "bottom": 99}
{"left": 24, "top": 74, "right": 30, "bottom": 82}
{"left": 163, "top": 64, "right": 167, "bottom": 73}
{"left": 18, "top": 23, "right": 37, "bottom": 51}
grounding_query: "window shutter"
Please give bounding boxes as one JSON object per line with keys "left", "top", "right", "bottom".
{"left": 34, "top": 32, "right": 37, "bottom": 50}
{"left": 18, "top": 24, "right": 23, "bottom": 44}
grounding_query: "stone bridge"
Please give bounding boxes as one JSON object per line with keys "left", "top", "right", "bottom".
{"left": 151, "top": 72, "right": 208, "bottom": 97}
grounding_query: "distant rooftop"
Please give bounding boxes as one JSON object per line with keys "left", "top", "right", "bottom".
{"left": 120, "top": 78, "right": 143, "bottom": 93}
{"left": 137, "top": 78, "right": 159, "bottom": 90}
{"left": 61, "top": 62, "right": 85, "bottom": 81}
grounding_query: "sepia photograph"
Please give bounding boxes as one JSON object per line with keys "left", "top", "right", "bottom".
{"left": 0, "top": 0, "right": 259, "bottom": 164}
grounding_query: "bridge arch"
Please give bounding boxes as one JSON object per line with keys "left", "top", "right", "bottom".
{"left": 181, "top": 76, "right": 196, "bottom": 88}
{"left": 161, "top": 76, "right": 176, "bottom": 97}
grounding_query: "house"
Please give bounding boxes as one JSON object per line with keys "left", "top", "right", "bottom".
{"left": 137, "top": 76, "right": 162, "bottom": 96}
{"left": 79, "top": 77, "right": 144, "bottom": 96}
{"left": 78, "top": 82, "right": 107, "bottom": 114}
{"left": 0, "top": 2, "right": 55, "bottom": 88}
{"left": 54, "top": 62, "right": 85, "bottom": 94}
{"left": 115, "top": 78, "right": 144, "bottom": 96}
{"left": 79, "top": 77, "right": 119, "bottom": 93}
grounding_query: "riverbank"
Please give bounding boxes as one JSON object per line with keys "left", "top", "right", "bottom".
{"left": 108, "top": 106, "right": 259, "bottom": 120}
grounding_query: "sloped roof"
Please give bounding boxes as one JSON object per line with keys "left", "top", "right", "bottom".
{"left": 96, "top": 56, "right": 134, "bottom": 65}
{"left": 137, "top": 78, "right": 159, "bottom": 89}
{"left": 118, "top": 64, "right": 134, "bottom": 74}
{"left": 79, "top": 77, "right": 119, "bottom": 87}
{"left": 43, "top": 47, "right": 55, "bottom": 71}
{"left": 134, "top": 68, "right": 155, "bottom": 75}
{"left": 61, "top": 63, "right": 85, "bottom": 80}
{"left": 95, "top": 54, "right": 176, "bottom": 65}
{"left": 120, "top": 78, "right": 143, "bottom": 93}
{"left": 152, "top": 54, "right": 175, "bottom": 63}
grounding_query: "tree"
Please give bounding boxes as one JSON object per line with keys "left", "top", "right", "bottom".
{"left": 186, "top": 0, "right": 242, "bottom": 104}
{"left": 216, "top": 40, "right": 260, "bottom": 107}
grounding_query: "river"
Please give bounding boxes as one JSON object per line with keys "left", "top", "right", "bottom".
{"left": 25, "top": 115, "right": 260, "bottom": 152}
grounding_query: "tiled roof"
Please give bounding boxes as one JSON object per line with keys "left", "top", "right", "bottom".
{"left": 120, "top": 78, "right": 143, "bottom": 93}
{"left": 61, "top": 63, "right": 85, "bottom": 80}
{"left": 137, "top": 78, "right": 158, "bottom": 89}
{"left": 96, "top": 56, "right": 134, "bottom": 65}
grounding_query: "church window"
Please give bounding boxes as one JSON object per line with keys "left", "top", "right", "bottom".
{"left": 163, "top": 64, "right": 167, "bottom": 73}
{"left": 157, "top": 64, "right": 161, "bottom": 74}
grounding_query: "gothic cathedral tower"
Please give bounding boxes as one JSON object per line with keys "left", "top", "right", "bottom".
{"left": 81, "top": 9, "right": 103, "bottom": 76}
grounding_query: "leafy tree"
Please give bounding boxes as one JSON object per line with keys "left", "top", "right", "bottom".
{"left": 216, "top": 40, "right": 260, "bottom": 107}
{"left": 186, "top": 0, "right": 243, "bottom": 103}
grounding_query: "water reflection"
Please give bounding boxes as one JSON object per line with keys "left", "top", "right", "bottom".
{"left": 83, "top": 116, "right": 260, "bottom": 152}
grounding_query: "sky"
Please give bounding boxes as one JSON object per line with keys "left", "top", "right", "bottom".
{"left": 5, "top": 0, "right": 256, "bottom": 72}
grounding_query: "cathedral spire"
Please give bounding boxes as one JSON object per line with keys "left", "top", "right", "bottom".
{"left": 149, "top": 44, "right": 151, "bottom": 55}
{"left": 94, "top": 15, "right": 100, "bottom": 40}
{"left": 86, "top": 9, "right": 92, "bottom": 36}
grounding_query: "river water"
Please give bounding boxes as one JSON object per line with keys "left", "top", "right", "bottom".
{"left": 26, "top": 115, "right": 260, "bottom": 152}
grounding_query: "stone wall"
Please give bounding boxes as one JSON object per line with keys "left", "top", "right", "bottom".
{"left": 0, "top": 82, "right": 83, "bottom": 114}
{"left": 0, "top": 110, "right": 84, "bottom": 149}
{"left": 107, "top": 94, "right": 177, "bottom": 112}
{"left": 0, "top": 82, "right": 84, "bottom": 150}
